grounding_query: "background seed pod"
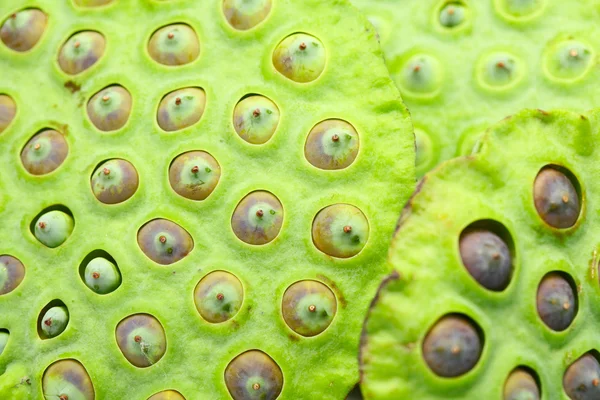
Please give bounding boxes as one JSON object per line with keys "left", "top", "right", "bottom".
{"left": 352, "top": 0, "right": 600, "bottom": 177}
{"left": 359, "top": 109, "right": 600, "bottom": 399}
{"left": 0, "top": 0, "right": 414, "bottom": 398}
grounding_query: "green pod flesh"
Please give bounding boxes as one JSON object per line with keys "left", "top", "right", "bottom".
{"left": 224, "top": 350, "right": 283, "bottom": 400}
{"left": 21, "top": 129, "right": 68, "bottom": 175}
{"left": 194, "top": 270, "right": 243, "bottom": 323}
{"left": 40, "top": 305, "right": 69, "bottom": 339}
{"left": 58, "top": 31, "right": 106, "bottom": 75}
{"left": 0, "top": 255, "right": 25, "bottom": 295}
{"left": 115, "top": 314, "right": 166, "bottom": 368}
{"left": 168, "top": 151, "right": 220, "bottom": 201}
{"left": 87, "top": 86, "right": 132, "bottom": 132}
{"left": 42, "top": 359, "right": 95, "bottom": 400}
{"left": 231, "top": 191, "right": 283, "bottom": 245}
{"left": 0, "top": 9, "right": 47, "bottom": 52}
{"left": 90, "top": 159, "right": 139, "bottom": 204}
{"left": 137, "top": 219, "right": 194, "bottom": 265}
{"left": 83, "top": 257, "right": 121, "bottom": 294}
{"left": 304, "top": 119, "right": 359, "bottom": 170}
{"left": 34, "top": 210, "right": 74, "bottom": 248}
{"left": 233, "top": 95, "right": 280, "bottom": 144}
{"left": 157, "top": 87, "right": 206, "bottom": 132}
{"left": 281, "top": 280, "right": 337, "bottom": 337}
{"left": 223, "top": 0, "right": 272, "bottom": 31}
{"left": 0, "top": 94, "right": 16, "bottom": 133}
{"left": 312, "top": 204, "right": 369, "bottom": 258}
{"left": 148, "top": 24, "right": 199, "bottom": 67}
{"left": 272, "top": 33, "right": 326, "bottom": 83}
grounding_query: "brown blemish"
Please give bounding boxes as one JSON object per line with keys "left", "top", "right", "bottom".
{"left": 317, "top": 274, "right": 347, "bottom": 309}
{"left": 64, "top": 81, "right": 81, "bottom": 94}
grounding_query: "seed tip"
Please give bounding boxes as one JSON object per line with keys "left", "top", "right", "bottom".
{"left": 308, "top": 304, "right": 316, "bottom": 312}
{"left": 256, "top": 209, "right": 264, "bottom": 218}
{"left": 332, "top": 134, "right": 340, "bottom": 142}
{"left": 216, "top": 293, "right": 224, "bottom": 301}
{"left": 252, "top": 383, "right": 261, "bottom": 391}
{"left": 134, "top": 335, "right": 142, "bottom": 343}
{"left": 159, "top": 235, "right": 167, "bottom": 244}
{"left": 343, "top": 225, "right": 352, "bottom": 234}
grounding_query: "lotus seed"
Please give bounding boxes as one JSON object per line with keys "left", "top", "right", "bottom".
{"left": 169, "top": 151, "right": 221, "bottom": 201}
{"left": 233, "top": 95, "right": 280, "bottom": 144}
{"left": 137, "top": 219, "right": 194, "bottom": 265}
{"left": 83, "top": 257, "right": 121, "bottom": 294}
{"left": 194, "top": 270, "right": 244, "bottom": 323}
{"left": 504, "top": 368, "right": 540, "bottom": 400}
{"left": 536, "top": 272, "right": 577, "bottom": 331}
{"left": 534, "top": 167, "right": 580, "bottom": 229}
{"left": 157, "top": 87, "right": 206, "bottom": 131}
{"left": 42, "top": 359, "right": 95, "bottom": 400}
{"left": 0, "top": 94, "right": 16, "bottom": 133}
{"left": 305, "top": 119, "right": 359, "bottom": 170}
{"left": 231, "top": 191, "right": 283, "bottom": 245}
{"left": 0, "top": 9, "right": 47, "bottom": 52}
{"left": 273, "top": 33, "right": 326, "bottom": 83}
{"left": 87, "top": 85, "right": 132, "bottom": 132}
{"left": 0, "top": 255, "right": 25, "bottom": 295}
{"left": 439, "top": 2, "right": 467, "bottom": 28}
{"left": 34, "top": 209, "right": 74, "bottom": 248}
{"left": 312, "top": 204, "right": 369, "bottom": 258}
{"left": 58, "top": 31, "right": 106, "bottom": 75}
{"left": 544, "top": 39, "right": 594, "bottom": 83}
{"left": 91, "top": 159, "right": 139, "bottom": 204}
{"left": 477, "top": 52, "right": 524, "bottom": 91}
{"left": 564, "top": 353, "right": 600, "bottom": 400}
{"left": 394, "top": 53, "right": 443, "bottom": 98}
{"left": 282, "top": 280, "right": 337, "bottom": 337}
{"left": 148, "top": 24, "right": 200, "bottom": 66}
{"left": 116, "top": 314, "right": 167, "bottom": 368}
{"left": 223, "top": 0, "right": 272, "bottom": 30}
{"left": 224, "top": 350, "right": 283, "bottom": 400}
{"left": 148, "top": 390, "right": 185, "bottom": 400}
{"left": 40, "top": 305, "right": 69, "bottom": 338}
{"left": 21, "top": 129, "right": 68, "bottom": 175}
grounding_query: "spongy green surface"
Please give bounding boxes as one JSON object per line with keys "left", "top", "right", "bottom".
{"left": 359, "top": 108, "right": 600, "bottom": 399}
{"left": 352, "top": 0, "right": 600, "bottom": 176}
{"left": 0, "top": 0, "right": 414, "bottom": 399}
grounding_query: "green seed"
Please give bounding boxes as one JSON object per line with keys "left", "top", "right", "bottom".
{"left": 272, "top": 33, "right": 326, "bottom": 83}
{"left": 305, "top": 119, "right": 359, "bottom": 170}
{"left": 90, "top": 159, "right": 139, "bottom": 204}
{"left": 504, "top": 368, "right": 540, "bottom": 400}
{"left": 439, "top": 2, "right": 467, "bottom": 28}
{"left": 194, "top": 270, "right": 244, "bottom": 323}
{"left": 476, "top": 52, "right": 524, "bottom": 91}
{"left": 0, "top": 94, "right": 16, "bottom": 133}
{"left": 58, "top": 31, "right": 106, "bottom": 75}
{"left": 563, "top": 353, "right": 600, "bottom": 400}
{"left": 42, "top": 359, "right": 95, "bottom": 400}
{"left": 394, "top": 53, "right": 443, "bottom": 98}
{"left": 312, "top": 204, "right": 369, "bottom": 258}
{"left": 83, "top": 257, "right": 121, "bottom": 294}
{"left": 169, "top": 151, "right": 221, "bottom": 201}
{"left": 137, "top": 219, "right": 194, "bottom": 265}
{"left": 148, "top": 390, "right": 185, "bottom": 400}
{"left": 494, "top": 0, "right": 546, "bottom": 20}
{"left": 0, "top": 330, "right": 9, "bottom": 356}
{"left": 223, "top": 0, "right": 272, "bottom": 30}
{"left": 0, "top": 9, "right": 47, "bottom": 52}
{"left": 87, "top": 85, "right": 132, "bottom": 132}
{"left": 534, "top": 167, "right": 580, "bottom": 229}
{"left": 115, "top": 313, "right": 167, "bottom": 368}
{"left": 233, "top": 95, "right": 280, "bottom": 144}
{"left": 231, "top": 191, "right": 284, "bottom": 245}
{"left": 224, "top": 350, "right": 283, "bottom": 400}
{"left": 536, "top": 272, "right": 576, "bottom": 332}
{"left": 414, "top": 127, "right": 437, "bottom": 176}
{"left": 0, "top": 255, "right": 25, "bottom": 295}
{"left": 148, "top": 24, "right": 200, "bottom": 66}
{"left": 34, "top": 210, "right": 74, "bottom": 248}
{"left": 40, "top": 305, "right": 69, "bottom": 338}
{"left": 282, "top": 280, "right": 337, "bottom": 337}
{"left": 157, "top": 87, "right": 206, "bottom": 131}
{"left": 544, "top": 39, "right": 594, "bottom": 83}
{"left": 21, "top": 129, "right": 69, "bottom": 175}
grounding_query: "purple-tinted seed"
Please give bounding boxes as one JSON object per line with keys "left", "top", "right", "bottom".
{"left": 534, "top": 167, "right": 580, "bottom": 229}
{"left": 115, "top": 314, "right": 167, "bottom": 368}
{"left": 564, "top": 353, "right": 600, "bottom": 400}
{"left": 536, "top": 272, "right": 576, "bottom": 331}
{"left": 224, "top": 350, "right": 283, "bottom": 400}
{"left": 459, "top": 229, "right": 512, "bottom": 291}
{"left": 137, "top": 219, "right": 193, "bottom": 265}
{"left": 90, "top": 159, "right": 139, "bottom": 204}
{"left": 231, "top": 191, "right": 283, "bottom": 245}
{"left": 21, "top": 129, "right": 68, "bottom": 175}
{"left": 58, "top": 31, "right": 106, "bottom": 75}
{"left": 42, "top": 359, "right": 95, "bottom": 400}
{"left": 1, "top": 9, "right": 47, "bottom": 52}
{"left": 0, "top": 255, "right": 25, "bottom": 295}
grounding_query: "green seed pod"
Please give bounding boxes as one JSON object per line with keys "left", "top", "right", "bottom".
{"left": 563, "top": 353, "right": 600, "bottom": 400}
{"left": 223, "top": 0, "right": 272, "bottom": 31}
{"left": 281, "top": 280, "right": 337, "bottom": 337}
{"left": 224, "top": 350, "right": 283, "bottom": 400}
{"left": 536, "top": 272, "right": 576, "bottom": 332}
{"left": 58, "top": 31, "right": 106, "bottom": 75}
{"left": 168, "top": 151, "right": 221, "bottom": 201}
{"left": 393, "top": 53, "right": 444, "bottom": 99}
{"left": 42, "top": 359, "right": 95, "bottom": 400}
{"left": 0, "top": 9, "right": 47, "bottom": 52}
{"left": 543, "top": 39, "right": 594, "bottom": 83}
{"left": 503, "top": 368, "right": 540, "bottom": 400}
{"left": 137, "top": 219, "right": 194, "bottom": 265}
{"left": 0, "top": 330, "right": 9, "bottom": 356}
{"left": 476, "top": 52, "right": 525, "bottom": 92}
{"left": 194, "top": 270, "right": 243, "bottom": 323}
{"left": 422, "top": 315, "right": 482, "bottom": 378}
{"left": 34, "top": 210, "right": 74, "bottom": 248}
{"left": 233, "top": 95, "right": 280, "bottom": 144}
{"left": 73, "top": 0, "right": 114, "bottom": 6}
{"left": 115, "top": 314, "right": 167, "bottom": 368}
{"left": 533, "top": 167, "right": 580, "bottom": 229}
{"left": 0, "top": 255, "right": 25, "bottom": 295}
{"left": 312, "top": 204, "right": 369, "bottom": 258}
{"left": 90, "top": 159, "right": 139, "bottom": 204}
{"left": 157, "top": 87, "right": 206, "bottom": 132}
{"left": 304, "top": 119, "right": 359, "bottom": 170}
{"left": 438, "top": 2, "right": 468, "bottom": 28}
{"left": 20, "top": 129, "right": 68, "bottom": 175}
{"left": 83, "top": 257, "right": 121, "bottom": 294}
{"left": 148, "top": 390, "right": 185, "bottom": 400}
{"left": 231, "top": 191, "right": 283, "bottom": 245}
{"left": 40, "top": 305, "right": 69, "bottom": 338}
{"left": 0, "top": 94, "right": 16, "bottom": 133}
{"left": 148, "top": 24, "right": 200, "bottom": 66}
{"left": 87, "top": 85, "right": 132, "bottom": 132}
{"left": 272, "top": 33, "right": 326, "bottom": 83}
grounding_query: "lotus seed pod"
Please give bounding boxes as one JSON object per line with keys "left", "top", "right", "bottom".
{"left": 83, "top": 257, "right": 121, "bottom": 294}
{"left": 312, "top": 204, "right": 369, "bottom": 258}
{"left": 148, "top": 390, "right": 185, "bottom": 400}
{"left": 115, "top": 314, "right": 167, "bottom": 368}
{"left": 233, "top": 95, "right": 280, "bottom": 144}
{"left": 282, "top": 280, "right": 337, "bottom": 337}
{"left": 168, "top": 151, "right": 221, "bottom": 201}
{"left": 393, "top": 53, "right": 443, "bottom": 99}
{"left": 21, "top": 129, "right": 68, "bottom": 175}
{"left": 148, "top": 24, "right": 200, "bottom": 66}
{"left": 42, "top": 359, "right": 95, "bottom": 400}
{"left": 223, "top": 0, "right": 272, "bottom": 31}
{"left": 40, "top": 305, "right": 69, "bottom": 338}
{"left": 34, "top": 210, "right": 74, "bottom": 248}
{"left": 543, "top": 39, "right": 594, "bottom": 83}
{"left": 0, "top": 255, "right": 25, "bottom": 295}
{"left": 0, "top": 94, "right": 16, "bottom": 133}
{"left": 224, "top": 350, "right": 283, "bottom": 400}
{"left": 272, "top": 33, "right": 326, "bottom": 83}
{"left": 0, "top": 9, "right": 47, "bottom": 52}
{"left": 137, "top": 219, "right": 194, "bottom": 265}
{"left": 90, "top": 159, "right": 139, "bottom": 204}
{"left": 305, "top": 119, "right": 359, "bottom": 170}
{"left": 87, "top": 85, "right": 132, "bottom": 132}
{"left": 439, "top": 2, "right": 467, "bottom": 28}
{"left": 533, "top": 167, "right": 580, "bottom": 229}
{"left": 194, "top": 270, "right": 243, "bottom": 323}
{"left": 73, "top": 0, "right": 113, "bottom": 6}
{"left": 231, "top": 191, "right": 283, "bottom": 245}
{"left": 459, "top": 229, "right": 513, "bottom": 291}
{"left": 157, "top": 87, "right": 206, "bottom": 132}
{"left": 504, "top": 368, "right": 540, "bottom": 400}
{"left": 58, "top": 31, "right": 106, "bottom": 75}
{"left": 0, "top": 330, "right": 8, "bottom": 356}
{"left": 360, "top": 109, "right": 600, "bottom": 399}
{"left": 563, "top": 353, "right": 600, "bottom": 400}
{"left": 476, "top": 52, "right": 525, "bottom": 92}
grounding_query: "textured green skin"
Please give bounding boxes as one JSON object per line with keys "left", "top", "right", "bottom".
{"left": 0, "top": 0, "right": 414, "bottom": 399}
{"left": 360, "top": 108, "right": 600, "bottom": 399}
{"left": 353, "top": 0, "right": 600, "bottom": 176}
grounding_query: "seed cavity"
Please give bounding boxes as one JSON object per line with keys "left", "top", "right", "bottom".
{"left": 38, "top": 301, "right": 69, "bottom": 339}
{"left": 272, "top": 33, "right": 326, "bottom": 83}
{"left": 1, "top": 9, "right": 47, "bottom": 52}
{"left": 312, "top": 204, "right": 369, "bottom": 258}
{"left": 564, "top": 352, "right": 600, "bottom": 400}
{"left": 305, "top": 119, "right": 360, "bottom": 170}
{"left": 42, "top": 359, "right": 95, "bottom": 400}
{"left": 116, "top": 313, "right": 167, "bottom": 368}
{"left": 494, "top": 0, "right": 546, "bottom": 21}
{"left": 148, "top": 24, "right": 200, "bottom": 66}
{"left": 21, "top": 129, "right": 69, "bottom": 175}
{"left": 233, "top": 95, "right": 280, "bottom": 144}
{"left": 148, "top": 390, "right": 185, "bottom": 400}
{"left": 0, "top": 94, "right": 16, "bottom": 133}
{"left": 224, "top": 350, "right": 283, "bottom": 400}
{"left": 0, "top": 255, "right": 25, "bottom": 295}
{"left": 504, "top": 368, "right": 540, "bottom": 400}
{"left": 91, "top": 159, "right": 139, "bottom": 204}
{"left": 393, "top": 53, "right": 443, "bottom": 99}
{"left": 87, "top": 85, "right": 132, "bottom": 132}
{"left": 543, "top": 39, "right": 594, "bottom": 83}
{"left": 169, "top": 151, "right": 221, "bottom": 201}
{"left": 32, "top": 207, "right": 74, "bottom": 248}
{"left": 137, "top": 219, "right": 194, "bottom": 265}
{"left": 58, "top": 31, "right": 106, "bottom": 75}
{"left": 231, "top": 191, "right": 284, "bottom": 245}
{"left": 476, "top": 51, "right": 525, "bottom": 91}
{"left": 223, "top": 0, "right": 272, "bottom": 30}
{"left": 157, "top": 87, "right": 206, "bottom": 131}
{"left": 194, "top": 270, "right": 244, "bottom": 323}
{"left": 282, "top": 280, "right": 337, "bottom": 337}
{"left": 534, "top": 166, "right": 581, "bottom": 229}
{"left": 536, "top": 271, "right": 577, "bottom": 331}
{"left": 80, "top": 252, "right": 121, "bottom": 295}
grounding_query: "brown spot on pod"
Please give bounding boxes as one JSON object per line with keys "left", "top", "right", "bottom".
{"left": 564, "top": 352, "right": 600, "bottom": 400}
{"left": 0, "top": 94, "right": 16, "bottom": 133}
{"left": 21, "top": 129, "right": 68, "bottom": 175}
{"left": 1, "top": 9, "right": 47, "bottom": 52}
{"left": 90, "top": 159, "right": 139, "bottom": 204}
{"left": 422, "top": 314, "right": 483, "bottom": 377}
{"left": 148, "top": 24, "right": 200, "bottom": 66}
{"left": 312, "top": 204, "right": 369, "bottom": 258}
{"left": 58, "top": 31, "right": 106, "bottom": 75}
{"left": 115, "top": 313, "right": 167, "bottom": 368}
{"left": 137, "top": 219, "right": 194, "bottom": 265}
{"left": 194, "top": 270, "right": 244, "bottom": 323}
{"left": 157, "top": 87, "right": 206, "bottom": 131}
{"left": 536, "top": 272, "right": 577, "bottom": 331}
{"left": 504, "top": 368, "right": 540, "bottom": 400}
{"left": 534, "top": 166, "right": 581, "bottom": 229}
{"left": 169, "top": 151, "right": 221, "bottom": 201}
{"left": 223, "top": 0, "right": 272, "bottom": 30}
{"left": 0, "top": 255, "right": 25, "bottom": 295}
{"left": 282, "top": 280, "right": 337, "bottom": 337}
{"left": 224, "top": 350, "right": 283, "bottom": 400}
{"left": 148, "top": 390, "right": 185, "bottom": 400}
{"left": 42, "top": 359, "right": 95, "bottom": 400}
{"left": 231, "top": 191, "right": 283, "bottom": 245}
{"left": 305, "top": 119, "right": 359, "bottom": 170}
{"left": 87, "top": 85, "right": 132, "bottom": 132}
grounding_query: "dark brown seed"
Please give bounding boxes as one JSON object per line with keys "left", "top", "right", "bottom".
{"left": 536, "top": 272, "right": 577, "bottom": 331}
{"left": 224, "top": 350, "right": 283, "bottom": 400}
{"left": 564, "top": 353, "right": 600, "bottom": 400}
{"left": 534, "top": 167, "right": 580, "bottom": 229}
{"left": 459, "top": 229, "right": 512, "bottom": 291}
